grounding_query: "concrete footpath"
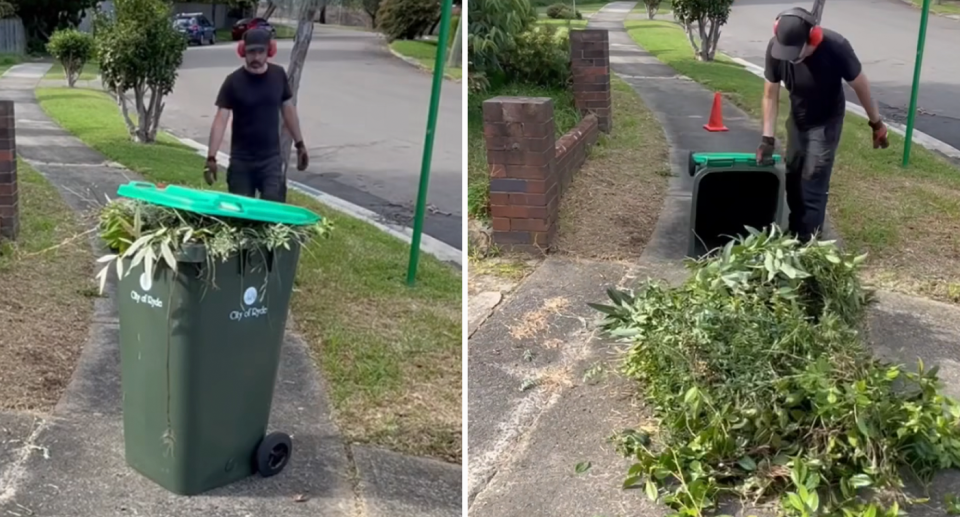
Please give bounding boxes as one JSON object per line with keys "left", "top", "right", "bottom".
{"left": 0, "top": 63, "right": 460, "bottom": 517}
{"left": 466, "top": 5, "right": 960, "bottom": 516}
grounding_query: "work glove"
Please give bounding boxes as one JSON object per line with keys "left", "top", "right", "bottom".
{"left": 869, "top": 119, "right": 889, "bottom": 149}
{"left": 203, "top": 156, "right": 217, "bottom": 186}
{"left": 295, "top": 141, "right": 309, "bottom": 171}
{"left": 756, "top": 136, "right": 776, "bottom": 166}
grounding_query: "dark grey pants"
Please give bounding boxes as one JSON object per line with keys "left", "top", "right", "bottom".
{"left": 227, "top": 156, "right": 287, "bottom": 203}
{"left": 785, "top": 115, "right": 844, "bottom": 243}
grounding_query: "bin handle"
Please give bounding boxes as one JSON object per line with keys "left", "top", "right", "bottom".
{"left": 704, "top": 158, "right": 735, "bottom": 168}
{"left": 216, "top": 196, "right": 244, "bottom": 214}
{"left": 128, "top": 181, "right": 157, "bottom": 190}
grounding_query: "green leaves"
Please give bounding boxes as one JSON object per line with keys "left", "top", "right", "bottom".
{"left": 95, "top": 198, "right": 332, "bottom": 294}
{"left": 591, "top": 225, "right": 960, "bottom": 517}
{"left": 46, "top": 28, "right": 94, "bottom": 87}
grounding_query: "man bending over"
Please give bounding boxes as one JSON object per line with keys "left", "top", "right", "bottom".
{"left": 758, "top": 7, "right": 889, "bottom": 242}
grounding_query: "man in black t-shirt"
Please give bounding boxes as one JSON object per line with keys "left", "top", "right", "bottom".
{"left": 203, "top": 28, "right": 308, "bottom": 202}
{"left": 758, "top": 8, "right": 889, "bottom": 242}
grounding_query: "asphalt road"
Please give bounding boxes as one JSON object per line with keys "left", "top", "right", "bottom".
{"left": 717, "top": 0, "right": 960, "bottom": 152}
{"left": 162, "top": 26, "right": 463, "bottom": 249}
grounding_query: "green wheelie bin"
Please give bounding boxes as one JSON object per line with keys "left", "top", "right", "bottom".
{"left": 112, "top": 181, "right": 321, "bottom": 496}
{"left": 687, "top": 151, "right": 786, "bottom": 258}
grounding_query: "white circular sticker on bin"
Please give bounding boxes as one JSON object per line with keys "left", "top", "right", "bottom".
{"left": 243, "top": 287, "right": 258, "bottom": 306}
{"left": 139, "top": 271, "right": 152, "bottom": 292}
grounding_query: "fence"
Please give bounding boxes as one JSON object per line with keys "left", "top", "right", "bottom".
{"left": 0, "top": 17, "right": 26, "bottom": 55}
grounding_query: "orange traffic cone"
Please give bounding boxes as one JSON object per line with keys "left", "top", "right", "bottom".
{"left": 703, "top": 92, "right": 729, "bottom": 132}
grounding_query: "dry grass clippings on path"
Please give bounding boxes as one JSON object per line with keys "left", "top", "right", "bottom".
{"left": 0, "top": 159, "right": 96, "bottom": 412}
{"left": 555, "top": 78, "right": 671, "bottom": 260}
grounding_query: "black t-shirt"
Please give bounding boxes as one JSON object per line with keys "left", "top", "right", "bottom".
{"left": 215, "top": 63, "right": 293, "bottom": 161}
{"left": 764, "top": 29, "right": 862, "bottom": 130}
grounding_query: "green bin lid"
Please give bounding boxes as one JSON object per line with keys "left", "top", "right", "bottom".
{"left": 692, "top": 152, "right": 782, "bottom": 167}
{"left": 116, "top": 181, "right": 321, "bottom": 226}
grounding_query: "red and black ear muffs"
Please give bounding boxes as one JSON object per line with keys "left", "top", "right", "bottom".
{"left": 236, "top": 39, "right": 278, "bottom": 59}
{"left": 773, "top": 7, "right": 823, "bottom": 47}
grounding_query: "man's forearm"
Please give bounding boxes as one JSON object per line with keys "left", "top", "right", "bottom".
{"left": 762, "top": 95, "right": 779, "bottom": 138}
{"left": 849, "top": 74, "right": 881, "bottom": 123}
{"left": 208, "top": 119, "right": 227, "bottom": 157}
{"left": 282, "top": 105, "right": 304, "bottom": 144}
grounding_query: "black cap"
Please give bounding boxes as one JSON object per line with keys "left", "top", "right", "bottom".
{"left": 243, "top": 28, "right": 272, "bottom": 52}
{"left": 771, "top": 13, "right": 812, "bottom": 61}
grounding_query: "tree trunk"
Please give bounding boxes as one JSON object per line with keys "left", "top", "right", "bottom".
{"left": 263, "top": 2, "right": 277, "bottom": 20}
{"left": 279, "top": 5, "right": 321, "bottom": 187}
{"left": 446, "top": 15, "right": 462, "bottom": 68}
{"left": 645, "top": 2, "right": 658, "bottom": 19}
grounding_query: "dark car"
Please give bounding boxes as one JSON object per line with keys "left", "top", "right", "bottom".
{"left": 173, "top": 13, "right": 217, "bottom": 46}
{"left": 231, "top": 17, "right": 277, "bottom": 41}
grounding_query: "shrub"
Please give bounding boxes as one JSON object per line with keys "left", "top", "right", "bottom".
{"left": 46, "top": 29, "right": 95, "bottom": 87}
{"left": 467, "top": 0, "right": 537, "bottom": 77}
{"left": 593, "top": 227, "right": 960, "bottom": 517}
{"left": 673, "top": 0, "right": 734, "bottom": 61}
{"left": 643, "top": 0, "right": 661, "bottom": 19}
{"left": 0, "top": 1, "right": 15, "bottom": 18}
{"left": 498, "top": 25, "right": 570, "bottom": 87}
{"left": 95, "top": 0, "right": 187, "bottom": 143}
{"left": 545, "top": 3, "right": 580, "bottom": 19}
{"left": 376, "top": 0, "right": 440, "bottom": 42}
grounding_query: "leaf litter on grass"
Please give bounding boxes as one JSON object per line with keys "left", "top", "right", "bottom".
{"left": 555, "top": 78, "right": 670, "bottom": 260}
{"left": 0, "top": 159, "right": 96, "bottom": 412}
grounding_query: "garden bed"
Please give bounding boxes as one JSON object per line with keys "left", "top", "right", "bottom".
{"left": 0, "top": 158, "right": 95, "bottom": 412}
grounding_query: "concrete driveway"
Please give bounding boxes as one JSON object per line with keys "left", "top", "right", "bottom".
{"left": 162, "top": 26, "right": 463, "bottom": 249}
{"left": 717, "top": 0, "right": 960, "bottom": 152}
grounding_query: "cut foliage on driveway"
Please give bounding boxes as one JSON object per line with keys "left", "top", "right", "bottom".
{"left": 627, "top": 20, "right": 960, "bottom": 304}
{"left": 0, "top": 158, "right": 95, "bottom": 412}
{"left": 35, "top": 87, "right": 464, "bottom": 463}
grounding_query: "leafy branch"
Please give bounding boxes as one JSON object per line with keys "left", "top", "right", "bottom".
{"left": 593, "top": 226, "right": 960, "bottom": 517}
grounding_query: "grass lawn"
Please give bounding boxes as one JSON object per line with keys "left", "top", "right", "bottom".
{"left": 627, "top": 20, "right": 960, "bottom": 303}
{"left": 35, "top": 87, "right": 464, "bottom": 463}
{"left": 468, "top": 84, "right": 581, "bottom": 220}
{"left": 908, "top": 0, "right": 960, "bottom": 14}
{"left": 0, "top": 158, "right": 95, "bottom": 412}
{"left": 44, "top": 60, "right": 100, "bottom": 82}
{"left": 553, "top": 77, "right": 671, "bottom": 258}
{"left": 0, "top": 53, "right": 22, "bottom": 76}
{"left": 537, "top": 1, "right": 608, "bottom": 16}
{"left": 389, "top": 40, "right": 462, "bottom": 80}
{"left": 629, "top": 0, "right": 674, "bottom": 16}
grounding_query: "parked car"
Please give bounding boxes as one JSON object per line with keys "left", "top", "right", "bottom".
{"left": 231, "top": 17, "right": 277, "bottom": 41}
{"left": 173, "top": 12, "right": 217, "bottom": 46}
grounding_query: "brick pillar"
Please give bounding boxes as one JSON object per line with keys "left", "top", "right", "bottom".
{"left": 482, "top": 96, "right": 558, "bottom": 252}
{"left": 570, "top": 29, "right": 612, "bottom": 133}
{"left": 0, "top": 100, "right": 17, "bottom": 241}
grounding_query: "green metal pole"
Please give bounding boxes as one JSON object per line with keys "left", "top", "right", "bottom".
{"left": 903, "top": 0, "right": 931, "bottom": 167}
{"left": 406, "top": 0, "right": 453, "bottom": 286}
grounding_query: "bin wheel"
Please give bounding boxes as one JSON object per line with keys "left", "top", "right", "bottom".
{"left": 255, "top": 432, "right": 292, "bottom": 478}
{"left": 687, "top": 150, "right": 697, "bottom": 177}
